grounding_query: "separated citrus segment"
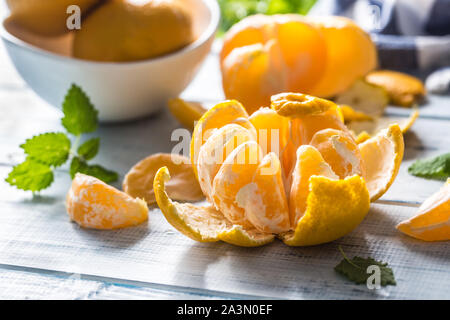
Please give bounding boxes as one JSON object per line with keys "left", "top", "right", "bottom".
{"left": 238, "top": 152, "right": 290, "bottom": 233}
{"left": 67, "top": 173, "right": 148, "bottom": 230}
{"left": 396, "top": 179, "right": 450, "bottom": 241}
{"left": 167, "top": 98, "right": 207, "bottom": 130}
{"left": 154, "top": 167, "right": 274, "bottom": 246}
{"left": 123, "top": 153, "right": 203, "bottom": 205}
{"left": 310, "top": 129, "right": 365, "bottom": 179}
{"left": 365, "top": 70, "right": 426, "bottom": 107}
{"left": 289, "top": 145, "right": 338, "bottom": 226}
{"left": 212, "top": 141, "right": 263, "bottom": 228}
{"left": 359, "top": 124, "right": 404, "bottom": 201}
{"left": 282, "top": 175, "right": 370, "bottom": 246}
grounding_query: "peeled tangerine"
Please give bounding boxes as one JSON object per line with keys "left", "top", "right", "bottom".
{"left": 220, "top": 14, "right": 377, "bottom": 114}
{"left": 397, "top": 179, "right": 450, "bottom": 241}
{"left": 154, "top": 93, "right": 405, "bottom": 246}
{"left": 67, "top": 173, "right": 148, "bottom": 229}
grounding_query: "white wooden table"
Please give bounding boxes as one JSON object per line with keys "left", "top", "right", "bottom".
{"left": 0, "top": 36, "right": 449, "bottom": 299}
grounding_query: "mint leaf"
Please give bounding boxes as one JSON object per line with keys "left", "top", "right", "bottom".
{"left": 20, "top": 132, "right": 70, "bottom": 167}
{"left": 335, "top": 246, "right": 396, "bottom": 286}
{"left": 61, "top": 84, "right": 98, "bottom": 135}
{"left": 6, "top": 159, "right": 54, "bottom": 191}
{"left": 70, "top": 157, "right": 118, "bottom": 183}
{"left": 408, "top": 153, "right": 450, "bottom": 181}
{"left": 77, "top": 137, "right": 100, "bottom": 160}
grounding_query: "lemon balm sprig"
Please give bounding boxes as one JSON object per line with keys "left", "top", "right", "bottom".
{"left": 6, "top": 84, "right": 118, "bottom": 192}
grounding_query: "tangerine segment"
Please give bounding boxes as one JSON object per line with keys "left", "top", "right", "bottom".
{"left": 167, "top": 98, "right": 207, "bottom": 130}
{"left": 154, "top": 167, "right": 274, "bottom": 246}
{"left": 67, "top": 173, "right": 148, "bottom": 230}
{"left": 282, "top": 175, "right": 370, "bottom": 246}
{"left": 221, "top": 42, "right": 286, "bottom": 115}
{"left": 307, "top": 16, "right": 377, "bottom": 98}
{"left": 359, "top": 124, "right": 404, "bottom": 201}
{"left": 274, "top": 17, "right": 327, "bottom": 92}
{"left": 289, "top": 145, "right": 338, "bottom": 227}
{"left": 396, "top": 179, "right": 450, "bottom": 241}
{"left": 212, "top": 141, "right": 263, "bottom": 228}
{"left": 310, "top": 129, "right": 365, "bottom": 179}
{"left": 123, "top": 153, "right": 203, "bottom": 205}
{"left": 248, "top": 107, "right": 290, "bottom": 156}
{"left": 197, "top": 124, "right": 255, "bottom": 200}
{"left": 237, "top": 152, "right": 290, "bottom": 234}
{"left": 289, "top": 109, "right": 348, "bottom": 146}
{"left": 191, "top": 100, "right": 254, "bottom": 176}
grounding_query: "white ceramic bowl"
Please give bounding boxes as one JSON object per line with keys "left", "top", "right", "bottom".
{"left": 0, "top": 0, "right": 219, "bottom": 122}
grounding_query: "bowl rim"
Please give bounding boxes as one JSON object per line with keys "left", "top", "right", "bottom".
{"left": 0, "top": 0, "right": 220, "bottom": 66}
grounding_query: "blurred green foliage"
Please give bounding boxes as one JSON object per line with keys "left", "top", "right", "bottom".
{"left": 218, "top": 0, "right": 317, "bottom": 34}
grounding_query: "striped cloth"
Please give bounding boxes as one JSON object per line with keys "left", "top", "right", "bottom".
{"left": 309, "top": 0, "right": 450, "bottom": 72}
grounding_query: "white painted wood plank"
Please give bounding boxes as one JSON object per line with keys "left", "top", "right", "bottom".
{"left": 0, "top": 265, "right": 235, "bottom": 300}
{"left": 0, "top": 166, "right": 448, "bottom": 299}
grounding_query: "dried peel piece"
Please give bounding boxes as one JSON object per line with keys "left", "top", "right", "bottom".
{"left": 282, "top": 175, "right": 370, "bottom": 246}
{"left": 154, "top": 167, "right": 274, "bottom": 246}
{"left": 167, "top": 98, "right": 207, "bottom": 130}
{"left": 123, "top": 153, "right": 203, "bottom": 205}
{"left": 359, "top": 124, "right": 404, "bottom": 201}
{"left": 365, "top": 70, "right": 426, "bottom": 107}
{"left": 396, "top": 179, "right": 450, "bottom": 241}
{"left": 334, "top": 79, "right": 388, "bottom": 117}
{"left": 67, "top": 173, "right": 148, "bottom": 230}
{"left": 271, "top": 92, "right": 336, "bottom": 118}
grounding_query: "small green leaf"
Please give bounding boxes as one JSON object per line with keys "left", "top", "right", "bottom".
{"left": 5, "top": 159, "right": 54, "bottom": 191}
{"left": 20, "top": 132, "right": 71, "bottom": 167}
{"left": 77, "top": 137, "right": 100, "bottom": 160}
{"left": 70, "top": 157, "right": 118, "bottom": 183}
{"left": 61, "top": 84, "right": 98, "bottom": 136}
{"left": 408, "top": 153, "right": 450, "bottom": 181}
{"left": 335, "top": 246, "right": 396, "bottom": 286}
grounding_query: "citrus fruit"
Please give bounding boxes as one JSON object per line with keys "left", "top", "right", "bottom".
{"left": 6, "top": 0, "right": 100, "bottom": 36}
{"left": 167, "top": 99, "right": 208, "bottom": 130}
{"left": 396, "top": 179, "right": 450, "bottom": 241}
{"left": 221, "top": 14, "right": 327, "bottom": 113}
{"left": 73, "top": 0, "right": 194, "bottom": 62}
{"left": 153, "top": 93, "right": 404, "bottom": 246}
{"left": 67, "top": 173, "right": 148, "bottom": 229}
{"left": 123, "top": 153, "right": 203, "bottom": 205}
{"left": 365, "top": 70, "right": 426, "bottom": 107}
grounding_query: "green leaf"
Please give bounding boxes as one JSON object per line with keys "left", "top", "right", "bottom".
{"left": 408, "top": 153, "right": 450, "bottom": 181}
{"left": 334, "top": 246, "right": 396, "bottom": 286}
{"left": 5, "top": 159, "right": 54, "bottom": 192}
{"left": 61, "top": 84, "right": 98, "bottom": 136}
{"left": 20, "top": 132, "right": 70, "bottom": 167}
{"left": 77, "top": 137, "right": 100, "bottom": 160}
{"left": 70, "top": 157, "right": 118, "bottom": 183}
